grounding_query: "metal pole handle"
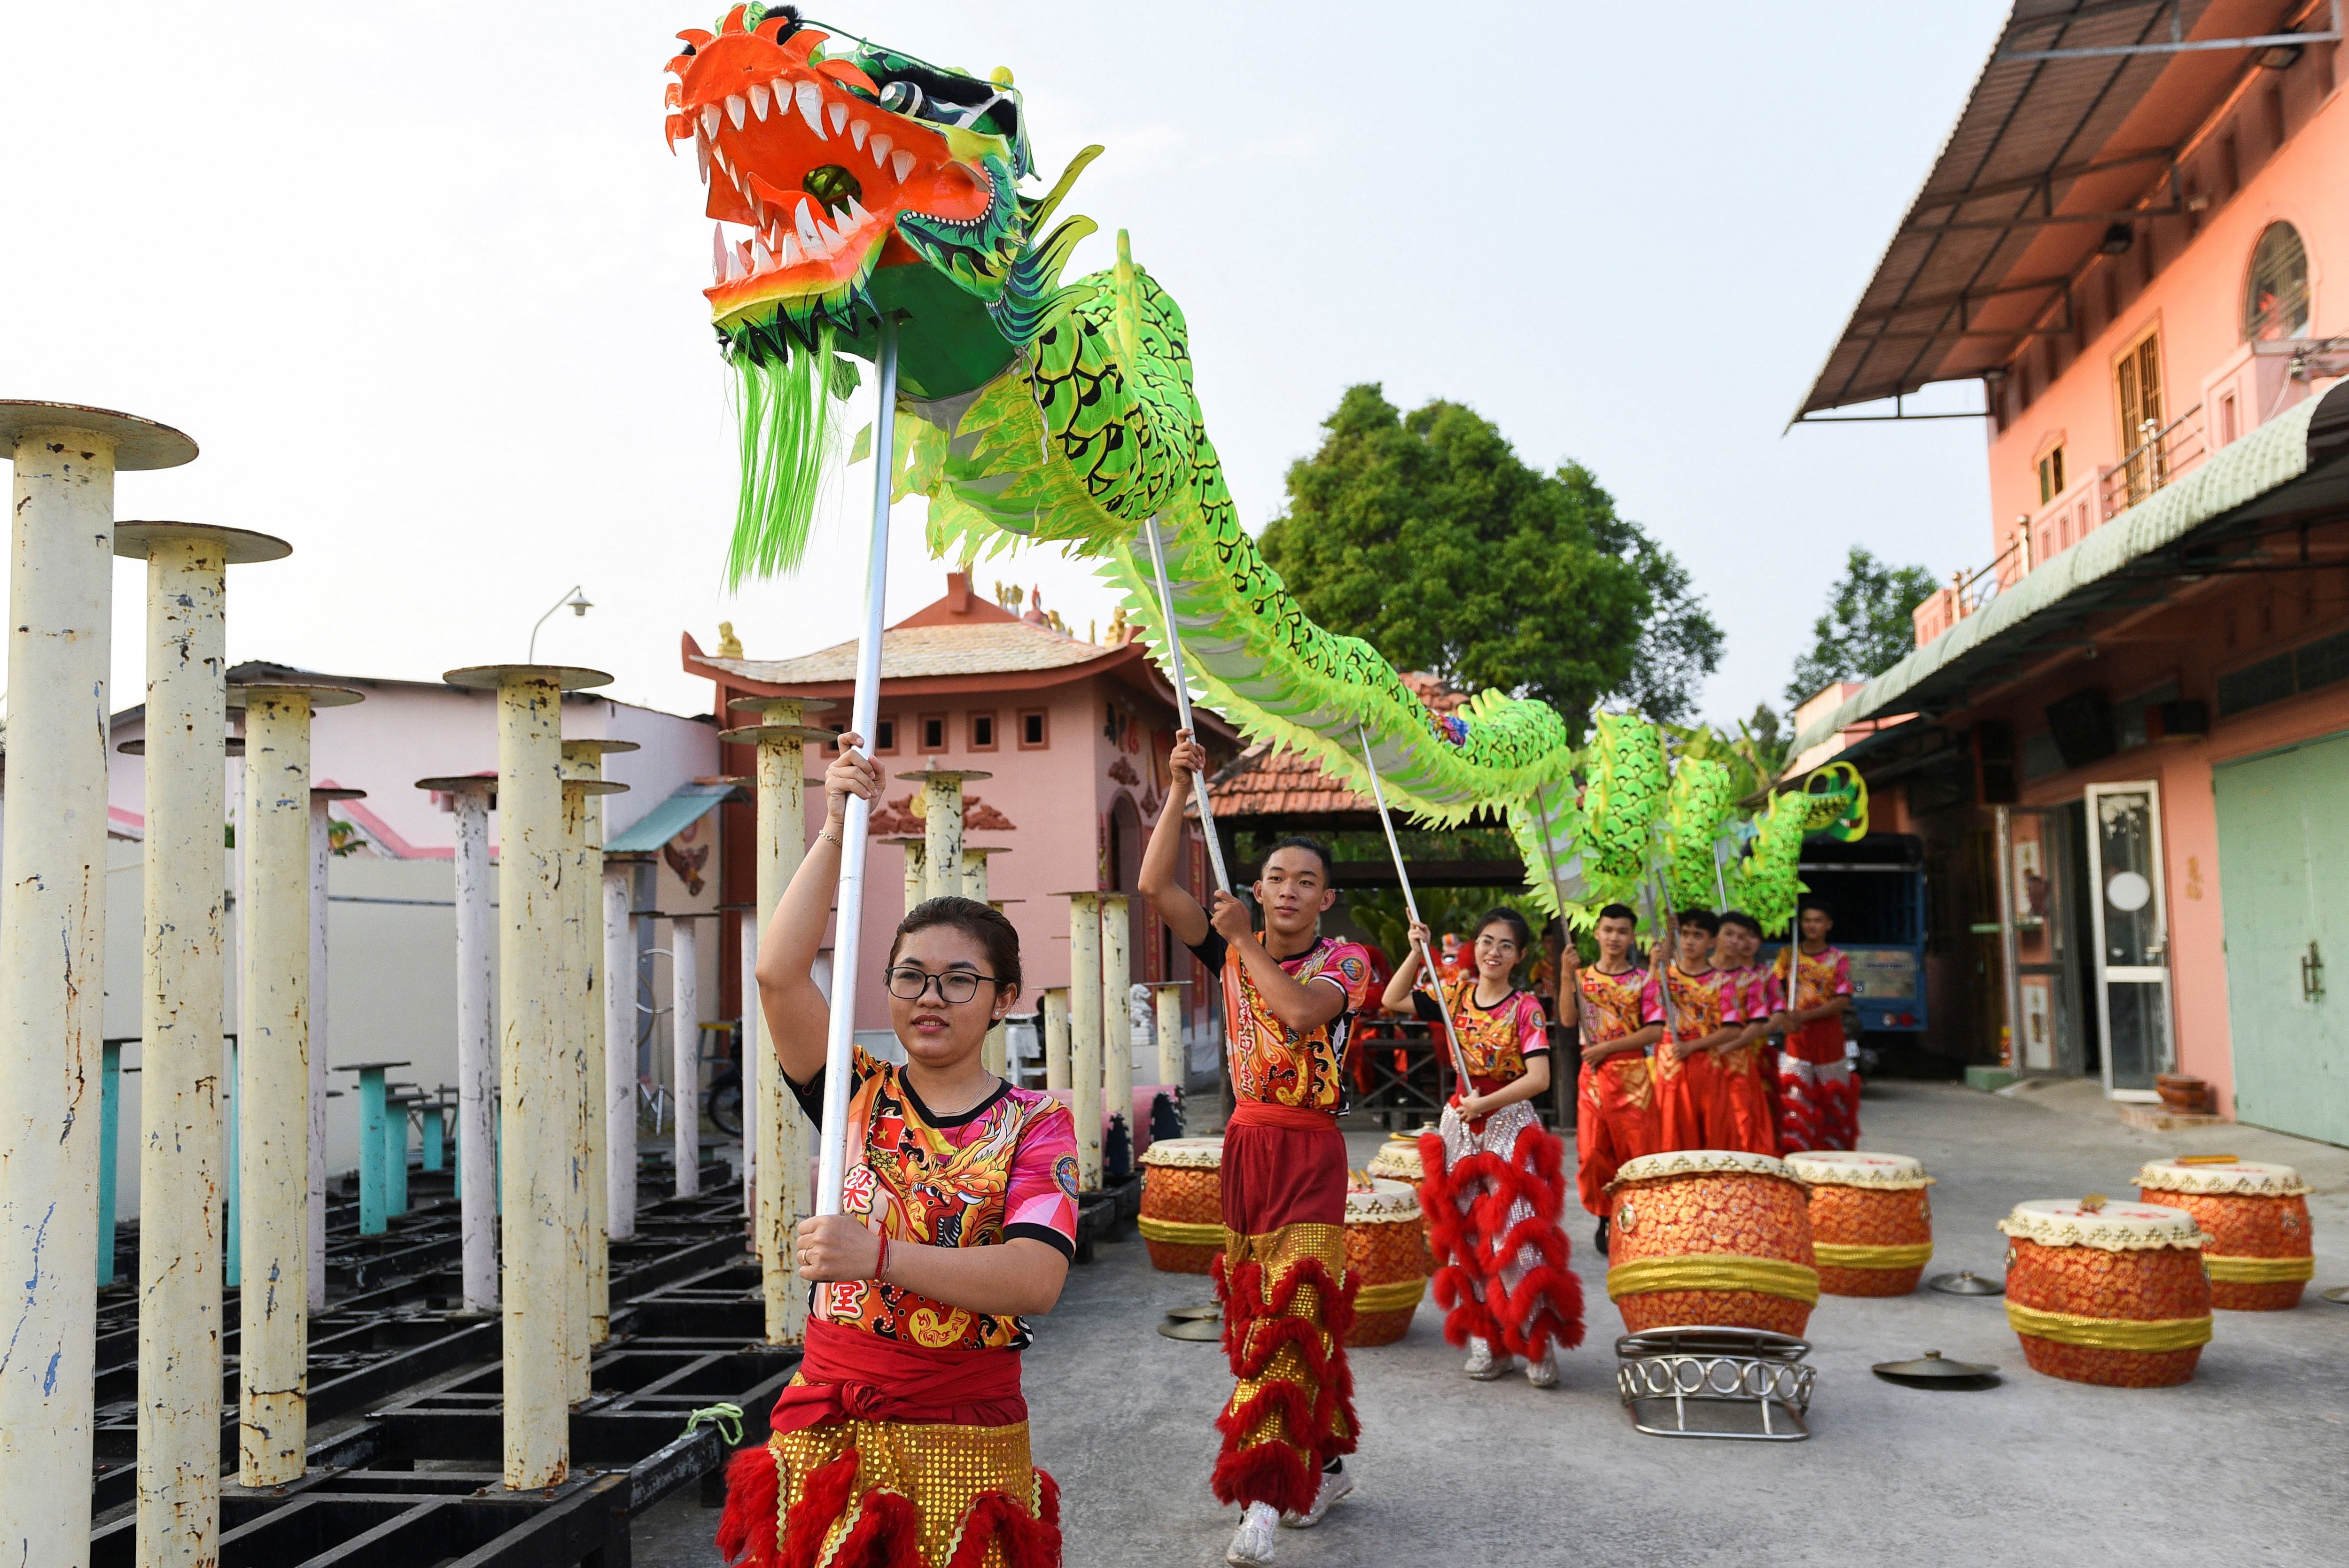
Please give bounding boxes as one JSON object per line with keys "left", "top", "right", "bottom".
{"left": 1143, "top": 513, "right": 1232, "bottom": 897}
{"left": 1355, "top": 727, "right": 1474, "bottom": 1091}
{"left": 816, "top": 316, "right": 900, "bottom": 1218}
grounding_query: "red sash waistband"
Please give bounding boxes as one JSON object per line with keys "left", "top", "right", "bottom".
{"left": 1227, "top": 1100, "right": 1338, "bottom": 1133}
{"left": 770, "top": 1319, "right": 1027, "bottom": 1435}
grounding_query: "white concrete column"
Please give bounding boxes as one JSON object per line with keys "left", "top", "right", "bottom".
{"left": 1153, "top": 982, "right": 1189, "bottom": 1096}
{"left": 446, "top": 661, "right": 612, "bottom": 1492}
{"left": 305, "top": 784, "right": 364, "bottom": 1315}
{"left": 909, "top": 765, "right": 987, "bottom": 904}
{"left": 670, "top": 914, "right": 701, "bottom": 1198}
{"left": 1042, "top": 986, "right": 1071, "bottom": 1093}
{"left": 603, "top": 859, "right": 638, "bottom": 1242}
{"left": 1100, "top": 893, "right": 1132, "bottom": 1172}
{"left": 418, "top": 775, "right": 498, "bottom": 1312}
{"left": 961, "top": 846, "right": 1010, "bottom": 1076}
{"left": 561, "top": 741, "right": 629, "bottom": 1369}
{"left": 239, "top": 682, "right": 353, "bottom": 1486}
{"left": 897, "top": 836, "right": 926, "bottom": 915}
{"left": 723, "top": 696, "right": 827, "bottom": 1344}
{"left": 1064, "top": 893, "right": 1103, "bottom": 1190}
{"left": 126, "top": 528, "right": 272, "bottom": 1559}
{"left": 0, "top": 406, "right": 194, "bottom": 1568}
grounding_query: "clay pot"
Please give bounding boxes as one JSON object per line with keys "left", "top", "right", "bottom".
{"left": 2155, "top": 1074, "right": 2211, "bottom": 1114}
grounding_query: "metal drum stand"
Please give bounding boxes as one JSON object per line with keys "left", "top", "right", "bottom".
{"left": 1614, "top": 1327, "right": 1816, "bottom": 1440}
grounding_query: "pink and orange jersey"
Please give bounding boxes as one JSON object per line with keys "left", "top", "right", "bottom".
{"left": 1189, "top": 931, "right": 1374, "bottom": 1111}
{"left": 1776, "top": 945, "right": 1852, "bottom": 1014}
{"left": 1415, "top": 978, "right": 1548, "bottom": 1095}
{"left": 1577, "top": 963, "right": 1658, "bottom": 1047}
{"left": 791, "top": 1046, "right": 1078, "bottom": 1352}
{"left": 1644, "top": 963, "right": 1745, "bottom": 1041}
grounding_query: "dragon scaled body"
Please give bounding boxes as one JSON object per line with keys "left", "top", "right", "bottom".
{"left": 665, "top": 5, "right": 1852, "bottom": 931}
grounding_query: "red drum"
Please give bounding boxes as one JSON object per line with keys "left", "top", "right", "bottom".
{"left": 1604, "top": 1151, "right": 1818, "bottom": 1337}
{"left": 1999, "top": 1199, "right": 2212, "bottom": 1387}
{"left": 1137, "top": 1136, "right": 1224, "bottom": 1274}
{"left": 1343, "top": 1177, "right": 1428, "bottom": 1347}
{"left": 2134, "top": 1157, "right": 2313, "bottom": 1311}
{"left": 1782, "top": 1150, "right": 1934, "bottom": 1297}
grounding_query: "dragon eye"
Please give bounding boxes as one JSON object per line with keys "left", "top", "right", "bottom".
{"left": 877, "top": 80, "right": 923, "bottom": 116}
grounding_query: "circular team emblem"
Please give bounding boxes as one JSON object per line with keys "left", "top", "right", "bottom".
{"left": 1054, "top": 1154, "right": 1081, "bottom": 1201}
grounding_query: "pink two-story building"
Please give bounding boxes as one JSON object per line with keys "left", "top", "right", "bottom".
{"left": 1795, "top": 0, "right": 2349, "bottom": 1146}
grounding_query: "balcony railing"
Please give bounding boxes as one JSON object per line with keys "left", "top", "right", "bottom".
{"left": 2100, "top": 402, "right": 2205, "bottom": 516}
{"left": 1912, "top": 402, "right": 2210, "bottom": 650}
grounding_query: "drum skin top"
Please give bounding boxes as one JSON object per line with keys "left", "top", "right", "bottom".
{"left": 1140, "top": 1136, "right": 1225, "bottom": 1169}
{"left": 1609, "top": 1149, "right": 1797, "bottom": 1191}
{"left": 1345, "top": 1175, "right": 1421, "bottom": 1221}
{"left": 2134, "top": 1158, "right": 2310, "bottom": 1197}
{"left": 2000, "top": 1198, "right": 2211, "bottom": 1252}
{"left": 1783, "top": 1150, "right": 1932, "bottom": 1190}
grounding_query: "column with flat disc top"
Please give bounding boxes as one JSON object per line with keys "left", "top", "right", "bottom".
{"left": 414, "top": 773, "right": 498, "bottom": 1312}
{"left": 561, "top": 739, "right": 631, "bottom": 1376}
{"left": 902, "top": 764, "right": 988, "bottom": 906}
{"left": 231, "top": 675, "right": 361, "bottom": 1487}
{"left": 720, "top": 697, "right": 833, "bottom": 1343}
{"left": 309, "top": 784, "right": 368, "bottom": 1313}
{"left": 960, "top": 846, "right": 1014, "bottom": 1077}
{"left": 0, "top": 404, "right": 196, "bottom": 1568}
{"left": 444, "top": 662, "right": 612, "bottom": 1491}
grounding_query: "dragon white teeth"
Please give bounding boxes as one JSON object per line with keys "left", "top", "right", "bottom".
{"left": 829, "top": 101, "right": 849, "bottom": 135}
{"left": 726, "top": 93, "right": 747, "bottom": 130}
{"left": 752, "top": 241, "right": 778, "bottom": 275}
{"left": 748, "top": 83, "right": 770, "bottom": 120}
{"left": 870, "top": 132, "right": 892, "bottom": 170}
{"left": 724, "top": 243, "right": 747, "bottom": 283}
{"left": 795, "top": 80, "right": 827, "bottom": 138}
{"left": 778, "top": 232, "right": 803, "bottom": 266}
{"left": 845, "top": 196, "right": 871, "bottom": 230}
{"left": 712, "top": 222, "right": 728, "bottom": 284}
{"left": 814, "top": 217, "right": 842, "bottom": 250}
{"left": 850, "top": 119, "right": 869, "bottom": 150}
{"left": 695, "top": 129, "right": 711, "bottom": 184}
{"left": 701, "top": 103, "right": 721, "bottom": 138}
{"left": 793, "top": 198, "right": 822, "bottom": 251}
{"left": 892, "top": 150, "right": 914, "bottom": 183}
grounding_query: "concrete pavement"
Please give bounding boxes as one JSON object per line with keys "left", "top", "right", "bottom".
{"left": 639, "top": 1079, "right": 2349, "bottom": 1565}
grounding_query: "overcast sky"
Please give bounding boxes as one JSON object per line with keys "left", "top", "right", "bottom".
{"left": 3, "top": 1, "right": 2010, "bottom": 731}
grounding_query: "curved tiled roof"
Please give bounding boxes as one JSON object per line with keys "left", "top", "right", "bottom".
{"left": 702, "top": 620, "right": 1118, "bottom": 684}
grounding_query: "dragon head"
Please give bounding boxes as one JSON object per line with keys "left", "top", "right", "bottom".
{"left": 665, "top": 4, "right": 1093, "bottom": 399}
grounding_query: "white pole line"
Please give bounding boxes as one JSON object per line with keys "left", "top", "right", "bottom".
{"left": 1354, "top": 727, "right": 1474, "bottom": 1091}
{"left": 1142, "top": 513, "right": 1231, "bottom": 897}
{"left": 817, "top": 315, "right": 900, "bottom": 1218}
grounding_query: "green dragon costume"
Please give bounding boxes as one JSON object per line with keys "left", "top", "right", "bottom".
{"left": 665, "top": 4, "right": 1853, "bottom": 931}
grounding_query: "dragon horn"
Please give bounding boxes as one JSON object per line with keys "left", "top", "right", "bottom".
{"left": 1113, "top": 228, "right": 1144, "bottom": 371}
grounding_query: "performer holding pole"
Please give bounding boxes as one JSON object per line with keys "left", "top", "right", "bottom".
{"left": 1774, "top": 900, "right": 1858, "bottom": 1152}
{"left": 1573, "top": 902, "right": 1664, "bottom": 1253}
{"left": 1707, "top": 912, "right": 1782, "bottom": 1156}
{"left": 1142, "top": 733, "right": 1369, "bottom": 1568}
{"left": 1647, "top": 906, "right": 1744, "bottom": 1152}
{"left": 725, "top": 316, "right": 1078, "bottom": 1567}
{"left": 1382, "top": 906, "right": 1583, "bottom": 1387}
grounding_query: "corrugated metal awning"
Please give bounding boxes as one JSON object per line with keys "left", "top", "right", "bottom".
{"left": 1793, "top": 0, "right": 2310, "bottom": 419}
{"left": 605, "top": 782, "right": 742, "bottom": 854}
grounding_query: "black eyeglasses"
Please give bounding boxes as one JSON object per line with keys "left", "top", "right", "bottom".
{"left": 885, "top": 966, "right": 1005, "bottom": 1004}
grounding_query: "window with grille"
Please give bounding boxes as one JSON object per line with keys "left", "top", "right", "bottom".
{"left": 2244, "top": 222, "right": 2310, "bottom": 341}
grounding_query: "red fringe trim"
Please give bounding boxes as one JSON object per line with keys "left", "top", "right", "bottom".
{"left": 1418, "top": 1124, "right": 1586, "bottom": 1360}
{"left": 782, "top": 1452, "right": 864, "bottom": 1568}
{"left": 718, "top": 1441, "right": 783, "bottom": 1568}
{"left": 1209, "top": 1251, "right": 1358, "bottom": 1512}
{"left": 943, "top": 1473, "right": 1063, "bottom": 1568}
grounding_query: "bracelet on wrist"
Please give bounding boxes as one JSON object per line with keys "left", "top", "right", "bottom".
{"left": 873, "top": 1233, "right": 890, "bottom": 1282}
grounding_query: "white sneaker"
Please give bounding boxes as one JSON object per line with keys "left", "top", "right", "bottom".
{"left": 1282, "top": 1465, "right": 1353, "bottom": 1528}
{"left": 1227, "top": 1502, "right": 1281, "bottom": 1565}
{"left": 1463, "top": 1336, "right": 1506, "bottom": 1380}
{"left": 1525, "top": 1346, "right": 1559, "bottom": 1388}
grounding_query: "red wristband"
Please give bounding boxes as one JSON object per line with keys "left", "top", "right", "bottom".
{"left": 873, "top": 1233, "right": 890, "bottom": 1282}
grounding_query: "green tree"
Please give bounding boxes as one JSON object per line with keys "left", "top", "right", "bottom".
{"left": 1784, "top": 546, "right": 1938, "bottom": 708}
{"left": 1259, "top": 385, "right": 1721, "bottom": 730}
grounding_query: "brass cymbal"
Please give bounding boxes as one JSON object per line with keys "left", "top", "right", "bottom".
{"left": 1927, "top": 1270, "right": 2006, "bottom": 1296}
{"left": 1873, "top": 1350, "right": 1999, "bottom": 1388}
{"left": 1157, "top": 1317, "right": 1223, "bottom": 1341}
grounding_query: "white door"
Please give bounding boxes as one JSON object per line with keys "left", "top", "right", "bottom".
{"left": 2085, "top": 781, "right": 2174, "bottom": 1100}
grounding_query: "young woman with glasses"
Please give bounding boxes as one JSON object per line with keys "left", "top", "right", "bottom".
{"left": 717, "top": 733, "right": 1077, "bottom": 1568}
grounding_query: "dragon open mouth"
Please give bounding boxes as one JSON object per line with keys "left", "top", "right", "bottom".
{"left": 666, "top": 6, "right": 1010, "bottom": 339}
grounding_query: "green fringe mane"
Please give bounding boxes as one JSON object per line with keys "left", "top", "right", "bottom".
{"left": 726, "top": 327, "right": 849, "bottom": 588}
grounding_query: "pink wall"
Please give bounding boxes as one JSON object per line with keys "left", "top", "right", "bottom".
{"left": 1985, "top": 54, "right": 2345, "bottom": 564}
